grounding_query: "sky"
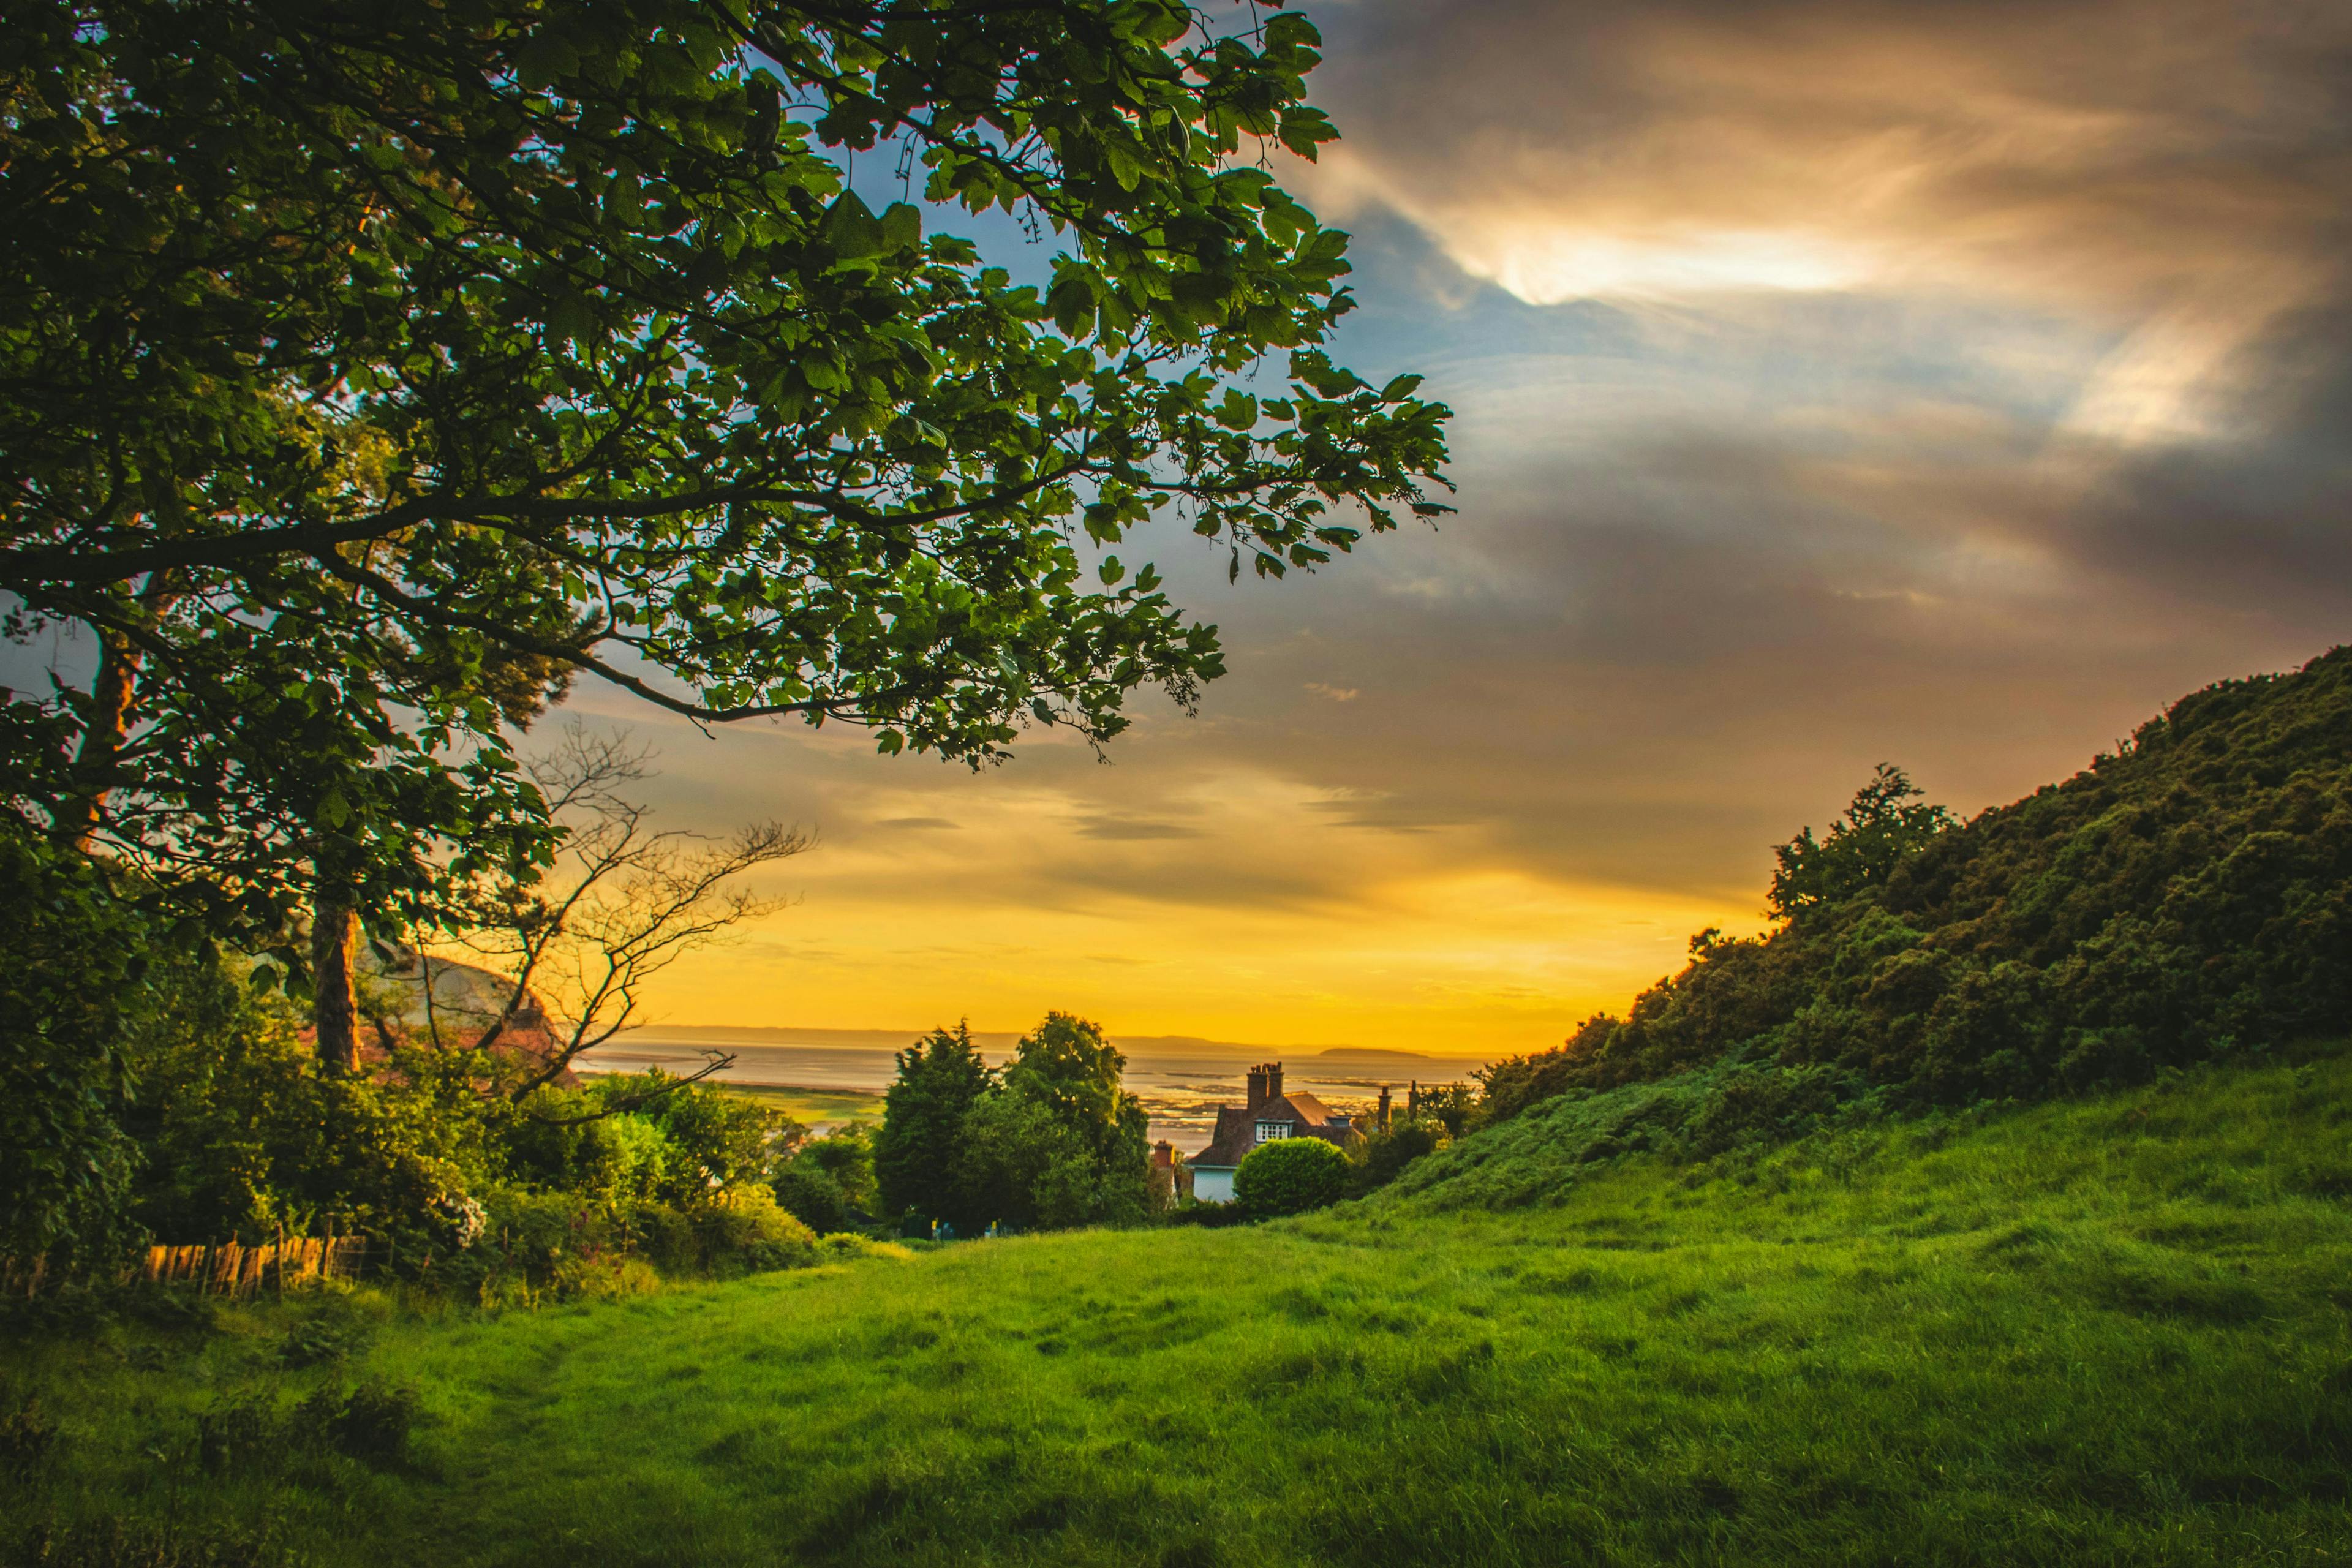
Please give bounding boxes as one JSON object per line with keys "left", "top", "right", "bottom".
{"left": 548, "top": 0, "right": 2352, "bottom": 1053}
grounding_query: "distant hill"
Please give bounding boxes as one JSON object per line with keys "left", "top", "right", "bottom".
{"left": 611, "top": 1023, "right": 1371, "bottom": 1059}
{"left": 1480, "top": 646, "right": 2352, "bottom": 1123}
{"left": 359, "top": 944, "right": 534, "bottom": 1036}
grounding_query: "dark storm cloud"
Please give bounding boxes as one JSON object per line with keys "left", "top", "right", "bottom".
{"left": 1044, "top": 0, "right": 2352, "bottom": 893}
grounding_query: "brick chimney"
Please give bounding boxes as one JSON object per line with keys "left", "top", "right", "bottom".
{"left": 1264, "top": 1061, "right": 1284, "bottom": 1104}
{"left": 1377, "top": 1084, "right": 1392, "bottom": 1131}
{"left": 1246, "top": 1065, "right": 1269, "bottom": 1110}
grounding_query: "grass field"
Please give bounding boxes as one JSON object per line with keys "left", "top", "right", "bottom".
{"left": 714, "top": 1081, "right": 884, "bottom": 1126}
{"left": 7, "top": 1049, "right": 2350, "bottom": 1567}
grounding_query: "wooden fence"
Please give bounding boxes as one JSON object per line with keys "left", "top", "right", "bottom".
{"left": 2, "top": 1237, "right": 368, "bottom": 1299}
{"left": 138, "top": 1237, "right": 369, "bottom": 1297}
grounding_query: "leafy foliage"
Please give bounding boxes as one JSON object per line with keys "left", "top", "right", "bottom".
{"left": 774, "top": 1125, "right": 877, "bottom": 1235}
{"left": 874, "top": 1022, "right": 994, "bottom": 1228}
{"left": 877, "top": 1012, "right": 1150, "bottom": 1231}
{"left": 1766, "top": 763, "right": 1955, "bottom": 920}
{"left": 0, "top": 830, "right": 144, "bottom": 1271}
{"left": 1344, "top": 1117, "right": 1449, "bottom": 1196}
{"left": 2, "top": 0, "right": 1452, "bottom": 945}
{"left": 1233, "top": 1134, "right": 1347, "bottom": 1216}
{"left": 1479, "top": 647, "right": 2352, "bottom": 1124}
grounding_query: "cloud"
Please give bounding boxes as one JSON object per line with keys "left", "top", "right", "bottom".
{"left": 537, "top": 0, "right": 2351, "bottom": 1050}
{"left": 1309, "top": 2, "right": 2348, "bottom": 292}
{"left": 1071, "top": 815, "right": 1204, "bottom": 842}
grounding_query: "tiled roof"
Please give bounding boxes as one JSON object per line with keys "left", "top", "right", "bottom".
{"left": 1188, "top": 1095, "right": 1351, "bottom": 1169}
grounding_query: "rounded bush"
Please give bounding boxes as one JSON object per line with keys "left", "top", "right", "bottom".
{"left": 773, "top": 1166, "right": 850, "bottom": 1234}
{"left": 1233, "top": 1137, "right": 1349, "bottom": 1216}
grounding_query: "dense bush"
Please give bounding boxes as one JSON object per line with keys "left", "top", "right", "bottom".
{"left": 7, "top": 909, "right": 816, "bottom": 1292}
{"left": 773, "top": 1126, "right": 878, "bottom": 1234}
{"left": 1346, "top": 1118, "right": 1450, "bottom": 1196}
{"left": 1234, "top": 1137, "right": 1348, "bottom": 1216}
{"left": 125, "top": 985, "right": 501, "bottom": 1259}
{"left": 1479, "top": 647, "right": 2352, "bottom": 1125}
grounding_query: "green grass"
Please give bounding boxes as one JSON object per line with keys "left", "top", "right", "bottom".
{"left": 716, "top": 1082, "right": 883, "bottom": 1125}
{"left": 9, "top": 1050, "right": 2352, "bottom": 1566}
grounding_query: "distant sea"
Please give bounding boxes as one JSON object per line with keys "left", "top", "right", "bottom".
{"left": 577, "top": 1026, "right": 1494, "bottom": 1153}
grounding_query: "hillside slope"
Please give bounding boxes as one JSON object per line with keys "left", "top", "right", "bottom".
{"left": 10, "top": 1049, "right": 2351, "bottom": 1567}
{"left": 1480, "top": 647, "right": 2352, "bottom": 1122}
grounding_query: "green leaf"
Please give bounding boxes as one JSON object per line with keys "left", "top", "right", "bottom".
{"left": 1264, "top": 12, "right": 1322, "bottom": 50}
{"left": 1277, "top": 108, "right": 1338, "bottom": 162}
{"left": 823, "top": 191, "right": 886, "bottom": 259}
{"left": 880, "top": 201, "right": 922, "bottom": 252}
{"left": 1047, "top": 274, "right": 1095, "bottom": 339}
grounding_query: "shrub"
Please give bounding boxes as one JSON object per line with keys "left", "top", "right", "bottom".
{"left": 790, "top": 1126, "right": 877, "bottom": 1212}
{"left": 1348, "top": 1120, "right": 1450, "bottom": 1196}
{"left": 1234, "top": 1138, "right": 1349, "bottom": 1217}
{"left": 1, "top": 830, "right": 162, "bottom": 1272}
{"left": 774, "top": 1166, "right": 851, "bottom": 1234}
{"left": 692, "top": 1185, "right": 817, "bottom": 1274}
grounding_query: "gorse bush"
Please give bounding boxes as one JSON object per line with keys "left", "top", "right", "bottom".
{"left": 1234, "top": 1137, "right": 1348, "bottom": 1216}
{"left": 1480, "top": 647, "right": 2352, "bottom": 1126}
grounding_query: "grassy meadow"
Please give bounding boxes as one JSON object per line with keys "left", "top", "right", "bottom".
{"left": 712, "top": 1082, "right": 885, "bottom": 1128}
{"left": 8, "top": 1047, "right": 2351, "bottom": 1568}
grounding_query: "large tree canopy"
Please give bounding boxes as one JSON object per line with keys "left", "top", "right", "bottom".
{"left": 0, "top": 0, "right": 1452, "bottom": 938}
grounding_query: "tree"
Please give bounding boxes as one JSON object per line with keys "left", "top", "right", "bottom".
{"left": 1768, "top": 764, "right": 1957, "bottom": 921}
{"left": 2, "top": 0, "right": 1454, "bottom": 973}
{"left": 1233, "top": 1134, "right": 1345, "bottom": 1216}
{"left": 955, "top": 1012, "right": 1149, "bottom": 1229}
{"left": 875, "top": 1022, "right": 994, "bottom": 1226}
{"left": 954, "top": 1089, "right": 1093, "bottom": 1231}
{"left": 1000, "top": 1012, "right": 1149, "bottom": 1171}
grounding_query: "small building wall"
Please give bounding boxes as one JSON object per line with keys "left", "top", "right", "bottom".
{"left": 1192, "top": 1168, "right": 1237, "bottom": 1204}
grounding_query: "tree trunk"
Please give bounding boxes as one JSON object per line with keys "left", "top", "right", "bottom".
{"left": 311, "top": 881, "right": 361, "bottom": 1077}
{"left": 57, "top": 627, "right": 141, "bottom": 848}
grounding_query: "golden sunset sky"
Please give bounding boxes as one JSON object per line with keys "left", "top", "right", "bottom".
{"left": 562, "top": 0, "right": 2352, "bottom": 1054}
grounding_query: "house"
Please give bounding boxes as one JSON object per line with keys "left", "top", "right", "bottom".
{"left": 1186, "top": 1062, "right": 1360, "bottom": 1204}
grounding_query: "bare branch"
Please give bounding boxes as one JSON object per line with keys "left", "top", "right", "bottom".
{"left": 413, "top": 725, "right": 812, "bottom": 1101}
